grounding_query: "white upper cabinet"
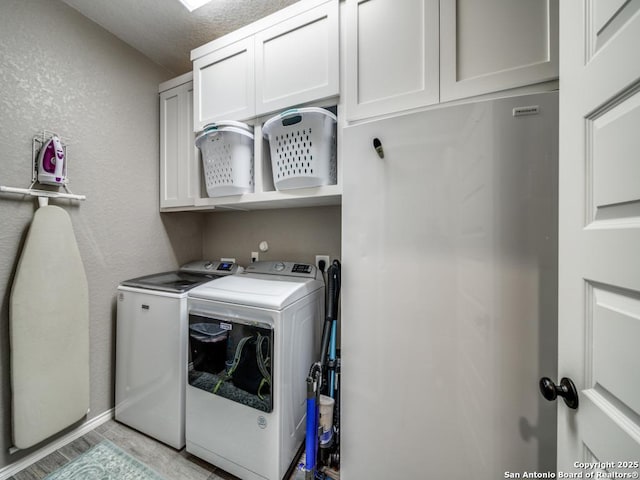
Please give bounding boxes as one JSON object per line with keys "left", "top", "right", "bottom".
{"left": 255, "top": 1, "right": 339, "bottom": 116}
{"left": 345, "top": 0, "right": 558, "bottom": 121}
{"left": 345, "top": 0, "right": 440, "bottom": 121}
{"left": 160, "top": 73, "right": 200, "bottom": 210}
{"left": 440, "top": 0, "right": 558, "bottom": 102}
{"left": 193, "top": 38, "right": 255, "bottom": 129}
{"left": 192, "top": 0, "right": 339, "bottom": 131}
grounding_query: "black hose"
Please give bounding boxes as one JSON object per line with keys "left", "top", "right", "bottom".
{"left": 319, "top": 260, "right": 341, "bottom": 368}
{"left": 326, "top": 260, "right": 341, "bottom": 321}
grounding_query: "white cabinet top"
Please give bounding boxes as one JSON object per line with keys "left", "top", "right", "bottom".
{"left": 159, "top": 71, "right": 193, "bottom": 93}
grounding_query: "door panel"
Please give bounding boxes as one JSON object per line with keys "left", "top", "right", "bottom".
{"left": 589, "top": 90, "right": 640, "bottom": 224}
{"left": 558, "top": 0, "right": 640, "bottom": 472}
{"left": 591, "top": 286, "right": 640, "bottom": 415}
{"left": 440, "top": 0, "right": 558, "bottom": 101}
{"left": 160, "top": 90, "right": 180, "bottom": 204}
{"left": 193, "top": 38, "right": 255, "bottom": 128}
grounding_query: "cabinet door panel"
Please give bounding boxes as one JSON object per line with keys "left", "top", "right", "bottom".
{"left": 440, "top": 0, "right": 558, "bottom": 102}
{"left": 193, "top": 38, "right": 255, "bottom": 128}
{"left": 345, "top": 0, "right": 439, "bottom": 121}
{"left": 185, "top": 85, "right": 200, "bottom": 202}
{"left": 255, "top": 0, "right": 339, "bottom": 116}
{"left": 160, "top": 81, "right": 199, "bottom": 209}
{"left": 160, "top": 89, "right": 181, "bottom": 207}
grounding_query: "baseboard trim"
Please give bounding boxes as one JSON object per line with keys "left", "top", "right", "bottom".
{"left": 0, "top": 408, "right": 114, "bottom": 480}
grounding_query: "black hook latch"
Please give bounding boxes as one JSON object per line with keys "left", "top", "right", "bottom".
{"left": 373, "top": 138, "right": 384, "bottom": 159}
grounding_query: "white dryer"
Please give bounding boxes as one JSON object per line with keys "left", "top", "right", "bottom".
{"left": 186, "top": 261, "right": 324, "bottom": 480}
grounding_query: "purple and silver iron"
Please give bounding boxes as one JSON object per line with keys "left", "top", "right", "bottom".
{"left": 37, "top": 135, "right": 66, "bottom": 186}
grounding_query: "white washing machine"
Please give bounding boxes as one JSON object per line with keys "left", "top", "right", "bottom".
{"left": 115, "top": 260, "right": 240, "bottom": 449}
{"left": 186, "top": 261, "right": 324, "bottom": 480}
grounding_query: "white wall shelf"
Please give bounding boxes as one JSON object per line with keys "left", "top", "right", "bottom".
{"left": 192, "top": 185, "right": 342, "bottom": 211}
{"left": 160, "top": 108, "right": 342, "bottom": 213}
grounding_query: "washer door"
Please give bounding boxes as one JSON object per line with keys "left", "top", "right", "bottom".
{"left": 188, "top": 313, "right": 273, "bottom": 413}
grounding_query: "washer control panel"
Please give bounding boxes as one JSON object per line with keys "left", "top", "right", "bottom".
{"left": 180, "top": 260, "right": 241, "bottom": 275}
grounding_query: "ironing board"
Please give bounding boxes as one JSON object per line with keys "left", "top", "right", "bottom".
{"left": 10, "top": 205, "right": 89, "bottom": 449}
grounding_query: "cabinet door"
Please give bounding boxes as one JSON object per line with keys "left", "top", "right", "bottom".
{"left": 345, "top": 0, "right": 439, "bottom": 121}
{"left": 440, "top": 0, "right": 558, "bottom": 102}
{"left": 193, "top": 37, "right": 255, "bottom": 128}
{"left": 254, "top": 0, "right": 339, "bottom": 117}
{"left": 184, "top": 85, "right": 200, "bottom": 202}
{"left": 160, "top": 82, "right": 199, "bottom": 209}
{"left": 341, "top": 94, "right": 559, "bottom": 478}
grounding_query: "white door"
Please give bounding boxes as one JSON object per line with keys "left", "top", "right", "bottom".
{"left": 557, "top": 1, "right": 640, "bottom": 473}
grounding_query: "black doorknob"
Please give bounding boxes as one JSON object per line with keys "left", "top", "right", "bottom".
{"left": 539, "top": 377, "right": 579, "bottom": 409}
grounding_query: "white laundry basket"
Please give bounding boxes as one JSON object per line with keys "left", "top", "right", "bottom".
{"left": 262, "top": 107, "right": 337, "bottom": 190}
{"left": 195, "top": 121, "right": 254, "bottom": 197}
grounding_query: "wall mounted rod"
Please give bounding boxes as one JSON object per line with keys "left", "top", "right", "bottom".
{"left": 0, "top": 185, "right": 86, "bottom": 201}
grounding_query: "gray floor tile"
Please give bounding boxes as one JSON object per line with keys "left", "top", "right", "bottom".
{"left": 8, "top": 418, "right": 315, "bottom": 480}
{"left": 12, "top": 451, "right": 68, "bottom": 480}
{"left": 100, "top": 421, "right": 213, "bottom": 480}
{"left": 207, "top": 469, "right": 240, "bottom": 480}
{"left": 57, "top": 430, "right": 104, "bottom": 461}
{"left": 93, "top": 419, "right": 118, "bottom": 435}
{"left": 178, "top": 450, "right": 219, "bottom": 473}
{"left": 213, "top": 470, "right": 241, "bottom": 479}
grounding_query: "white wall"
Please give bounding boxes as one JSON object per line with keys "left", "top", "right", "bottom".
{"left": 0, "top": 0, "right": 203, "bottom": 468}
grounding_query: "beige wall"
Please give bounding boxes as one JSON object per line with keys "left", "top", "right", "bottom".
{"left": 202, "top": 206, "right": 341, "bottom": 267}
{"left": 0, "top": 0, "right": 203, "bottom": 468}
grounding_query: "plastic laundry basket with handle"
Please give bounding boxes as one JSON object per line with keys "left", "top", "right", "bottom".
{"left": 262, "top": 107, "right": 337, "bottom": 191}
{"left": 195, "top": 121, "right": 254, "bottom": 197}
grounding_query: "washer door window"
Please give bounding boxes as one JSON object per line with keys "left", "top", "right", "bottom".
{"left": 188, "top": 314, "right": 273, "bottom": 413}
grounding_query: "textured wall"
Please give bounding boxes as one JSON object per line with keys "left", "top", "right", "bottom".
{"left": 0, "top": 0, "right": 203, "bottom": 468}
{"left": 202, "top": 206, "right": 341, "bottom": 267}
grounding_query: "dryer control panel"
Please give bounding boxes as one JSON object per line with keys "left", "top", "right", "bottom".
{"left": 243, "top": 261, "right": 320, "bottom": 279}
{"left": 180, "top": 260, "right": 242, "bottom": 275}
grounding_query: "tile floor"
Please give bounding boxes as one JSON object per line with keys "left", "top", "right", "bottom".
{"left": 8, "top": 419, "right": 302, "bottom": 480}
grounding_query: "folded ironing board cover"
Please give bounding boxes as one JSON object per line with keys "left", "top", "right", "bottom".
{"left": 10, "top": 205, "right": 89, "bottom": 449}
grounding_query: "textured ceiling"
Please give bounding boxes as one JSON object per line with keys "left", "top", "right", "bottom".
{"left": 62, "top": 0, "right": 300, "bottom": 75}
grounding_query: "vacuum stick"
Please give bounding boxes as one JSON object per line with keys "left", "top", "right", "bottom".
{"left": 301, "top": 259, "right": 341, "bottom": 479}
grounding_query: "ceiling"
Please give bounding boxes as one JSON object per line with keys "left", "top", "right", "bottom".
{"left": 62, "top": 0, "right": 300, "bottom": 75}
